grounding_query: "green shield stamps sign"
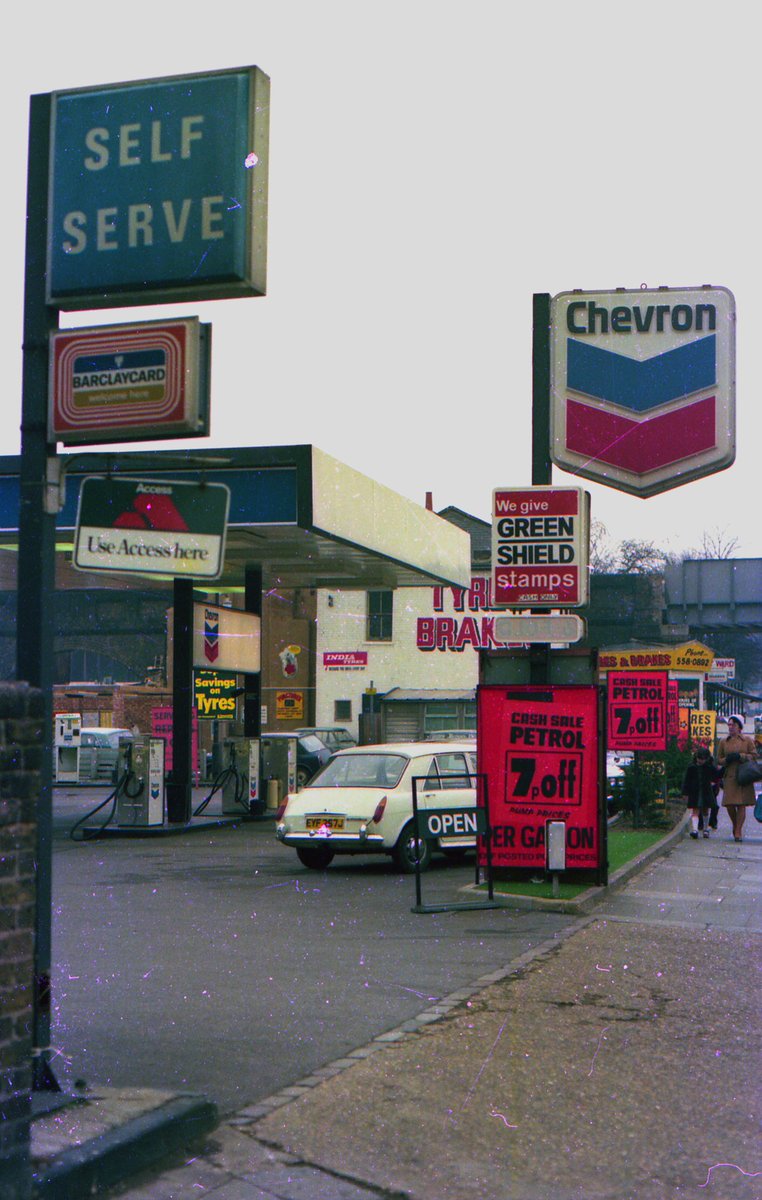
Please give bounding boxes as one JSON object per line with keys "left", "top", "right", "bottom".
{"left": 74, "top": 476, "right": 229, "bottom": 578}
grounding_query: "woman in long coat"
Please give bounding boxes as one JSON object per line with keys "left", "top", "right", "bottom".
{"left": 717, "top": 714, "right": 758, "bottom": 842}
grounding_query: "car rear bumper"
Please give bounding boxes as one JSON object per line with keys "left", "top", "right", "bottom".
{"left": 276, "top": 824, "right": 387, "bottom": 853}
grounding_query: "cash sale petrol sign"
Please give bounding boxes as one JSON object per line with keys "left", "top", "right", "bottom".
{"left": 477, "top": 684, "right": 601, "bottom": 871}
{"left": 491, "top": 486, "right": 589, "bottom": 607}
{"left": 606, "top": 671, "right": 668, "bottom": 752}
{"left": 550, "top": 286, "right": 735, "bottom": 497}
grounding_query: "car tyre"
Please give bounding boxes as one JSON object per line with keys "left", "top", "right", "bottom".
{"left": 392, "top": 824, "right": 432, "bottom": 873}
{"left": 296, "top": 845, "right": 335, "bottom": 870}
{"left": 296, "top": 767, "right": 310, "bottom": 791}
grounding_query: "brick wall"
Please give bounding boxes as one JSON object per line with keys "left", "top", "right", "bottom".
{"left": 0, "top": 682, "right": 42, "bottom": 1200}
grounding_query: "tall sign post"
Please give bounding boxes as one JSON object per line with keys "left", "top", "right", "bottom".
{"left": 19, "top": 67, "right": 269, "bottom": 1089}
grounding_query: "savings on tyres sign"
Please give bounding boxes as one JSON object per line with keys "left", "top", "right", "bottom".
{"left": 477, "top": 684, "right": 601, "bottom": 871}
{"left": 550, "top": 286, "right": 735, "bottom": 497}
{"left": 47, "top": 66, "right": 270, "bottom": 308}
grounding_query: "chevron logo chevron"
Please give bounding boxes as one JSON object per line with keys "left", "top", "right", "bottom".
{"left": 567, "top": 335, "right": 716, "bottom": 413}
{"left": 566, "top": 395, "right": 716, "bottom": 473}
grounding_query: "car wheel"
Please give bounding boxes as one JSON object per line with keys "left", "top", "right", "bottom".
{"left": 296, "top": 767, "right": 310, "bottom": 791}
{"left": 392, "top": 824, "right": 432, "bottom": 873}
{"left": 296, "top": 845, "right": 335, "bottom": 870}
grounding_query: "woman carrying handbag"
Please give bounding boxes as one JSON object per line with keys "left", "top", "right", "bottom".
{"left": 717, "top": 714, "right": 759, "bottom": 843}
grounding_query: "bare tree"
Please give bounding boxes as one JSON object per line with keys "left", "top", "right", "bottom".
{"left": 617, "top": 538, "right": 675, "bottom": 575}
{"left": 684, "top": 526, "right": 740, "bottom": 560}
{"left": 589, "top": 519, "right": 618, "bottom": 574}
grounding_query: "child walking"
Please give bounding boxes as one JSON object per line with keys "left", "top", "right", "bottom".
{"left": 681, "top": 746, "right": 720, "bottom": 839}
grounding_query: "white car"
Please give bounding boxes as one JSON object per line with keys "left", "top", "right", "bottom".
{"left": 275, "top": 741, "right": 478, "bottom": 871}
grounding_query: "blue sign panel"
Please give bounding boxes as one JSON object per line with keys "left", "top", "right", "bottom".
{"left": 47, "top": 67, "right": 269, "bottom": 308}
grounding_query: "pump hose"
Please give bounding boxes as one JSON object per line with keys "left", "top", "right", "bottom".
{"left": 193, "top": 752, "right": 250, "bottom": 817}
{"left": 69, "top": 769, "right": 133, "bottom": 842}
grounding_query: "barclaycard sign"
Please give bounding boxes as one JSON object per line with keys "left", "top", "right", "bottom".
{"left": 550, "top": 286, "right": 736, "bottom": 497}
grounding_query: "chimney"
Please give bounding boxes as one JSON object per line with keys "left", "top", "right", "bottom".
{"left": 425, "top": 491, "right": 433, "bottom": 511}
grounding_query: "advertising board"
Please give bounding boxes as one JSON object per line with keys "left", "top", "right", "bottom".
{"left": 50, "top": 318, "right": 210, "bottom": 444}
{"left": 491, "top": 486, "right": 589, "bottom": 608}
{"left": 74, "top": 476, "right": 229, "bottom": 579}
{"left": 47, "top": 66, "right": 270, "bottom": 308}
{"left": 550, "top": 286, "right": 735, "bottom": 497}
{"left": 192, "top": 604, "right": 261, "bottom": 674}
{"left": 689, "top": 709, "right": 717, "bottom": 746}
{"left": 606, "top": 671, "right": 668, "bottom": 752}
{"left": 194, "top": 671, "right": 238, "bottom": 720}
{"left": 477, "top": 684, "right": 601, "bottom": 871}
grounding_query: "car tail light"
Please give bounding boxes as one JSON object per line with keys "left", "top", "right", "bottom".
{"left": 275, "top": 800, "right": 289, "bottom": 821}
{"left": 372, "top": 796, "right": 387, "bottom": 824}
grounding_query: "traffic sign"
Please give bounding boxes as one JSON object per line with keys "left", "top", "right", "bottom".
{"left": 493, "top": 614, "right": 585, "bottom": 644}
{"left": 74, "top": 476, "right": 229, "bottom": 578}
{"left": 550, "top": 286, "right": 735, "bottom": 497}
{"left": 47, "top": 66, "right": 270, "bottom": 308}
{"left": 491, "top": 486, "right": 589, "bottom": 607}
{"left": 607, "top": 670, "right": 668, "bottom": 751}
{"left": 49, "top": 318, "right": 210, "bottom": 444}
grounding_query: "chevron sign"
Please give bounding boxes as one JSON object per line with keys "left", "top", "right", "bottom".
{"left": 550, "top": 287, "right": 735, "bottom": 497}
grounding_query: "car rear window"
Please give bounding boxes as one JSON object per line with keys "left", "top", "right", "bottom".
{"left": 299, "top": 735, "right": 328, "bottom": 753}
{"left": 308, "top": 753, "right": 407, "bottom": 788}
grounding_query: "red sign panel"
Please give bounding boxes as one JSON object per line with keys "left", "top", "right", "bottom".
{"left": 491, "top": 487, "right": 589, "bottom": 608}
{"left": 151, "top": 706, "right": 199, "bottom": 776}
{"left": 50, "top": 318, "right": 209, "bottom": 445}
{"left": 477, "top": 684, "right": 600, "bottom": 870}
{"left": 606, "top": 671, "right": 668, "bottom": 751}
{"left": 322, "top": 652, "right": 369, "bottom": 670}
{"left": 667, "top": 680, "right": 680, "bottom": 740}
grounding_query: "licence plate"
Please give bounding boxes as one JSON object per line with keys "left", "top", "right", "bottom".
{"left": 305, "top": 816, "right": 345, "bottom": 831}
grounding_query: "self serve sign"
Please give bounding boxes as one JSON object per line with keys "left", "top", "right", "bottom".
{"left": 550, "top": 286, "right": 736, "bottom": 497}
{"left": 491, "top": 486, "right": 589, "bottom": 608}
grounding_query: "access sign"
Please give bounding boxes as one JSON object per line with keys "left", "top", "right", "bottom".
{"left": 607, "top": 671, "right": 668, "bottom": 751}
{"left": 47, "top": 66, "right": 270, "bottom": 308}
{"left": 491, "top": 486, "right": 589, "bottom": 607}
{"left": 74, "top": 477, "right": 229, "bottom": 578}
{"left": 550, "top": 286, "right": 735, "bottom": 497}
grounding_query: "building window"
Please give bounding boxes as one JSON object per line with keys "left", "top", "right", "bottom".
{"left": 367, "top": 590, "right": 393, "bottom": 641}
{"left": 335, "top": 699, "right": 352, "bottom": 721}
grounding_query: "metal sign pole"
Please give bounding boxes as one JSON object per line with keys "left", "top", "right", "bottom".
{"left": 18, "top": 92, "right": 60, "bottom": 1091}
{"left": 411, "top": 777, "right": 423, "bottom": 909}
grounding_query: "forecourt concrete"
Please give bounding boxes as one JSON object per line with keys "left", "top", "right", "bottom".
{"left": 34, "top": 808, "right": 761, "bottom": 1200}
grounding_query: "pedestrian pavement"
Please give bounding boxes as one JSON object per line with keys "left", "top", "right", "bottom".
{"left": 31, "top": 807, "right": 762, "bottom": 1199}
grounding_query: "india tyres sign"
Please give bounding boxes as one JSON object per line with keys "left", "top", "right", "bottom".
{"left": 47, "top": 66, "right": 270, "bottom": 308}
{"left": 550, "top": 287, "right": 735, "bottom": 496}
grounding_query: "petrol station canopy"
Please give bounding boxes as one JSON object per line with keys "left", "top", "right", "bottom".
{"left": 0, "top": 444, "right": 471, "bottom": 592}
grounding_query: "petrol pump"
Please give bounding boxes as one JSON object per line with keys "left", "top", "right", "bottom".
{"left": 260, "top": 735, "right": 298, "bottom": 811}
{"left": 115, "top": 735, "right": 166, "bottom": 827}
{"left": 54, "top": 712, "right": 81, "bottom": 783}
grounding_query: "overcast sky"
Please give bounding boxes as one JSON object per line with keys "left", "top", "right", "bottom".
{"left": 3, "top": 2, "right": 759, "bottom": 559}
